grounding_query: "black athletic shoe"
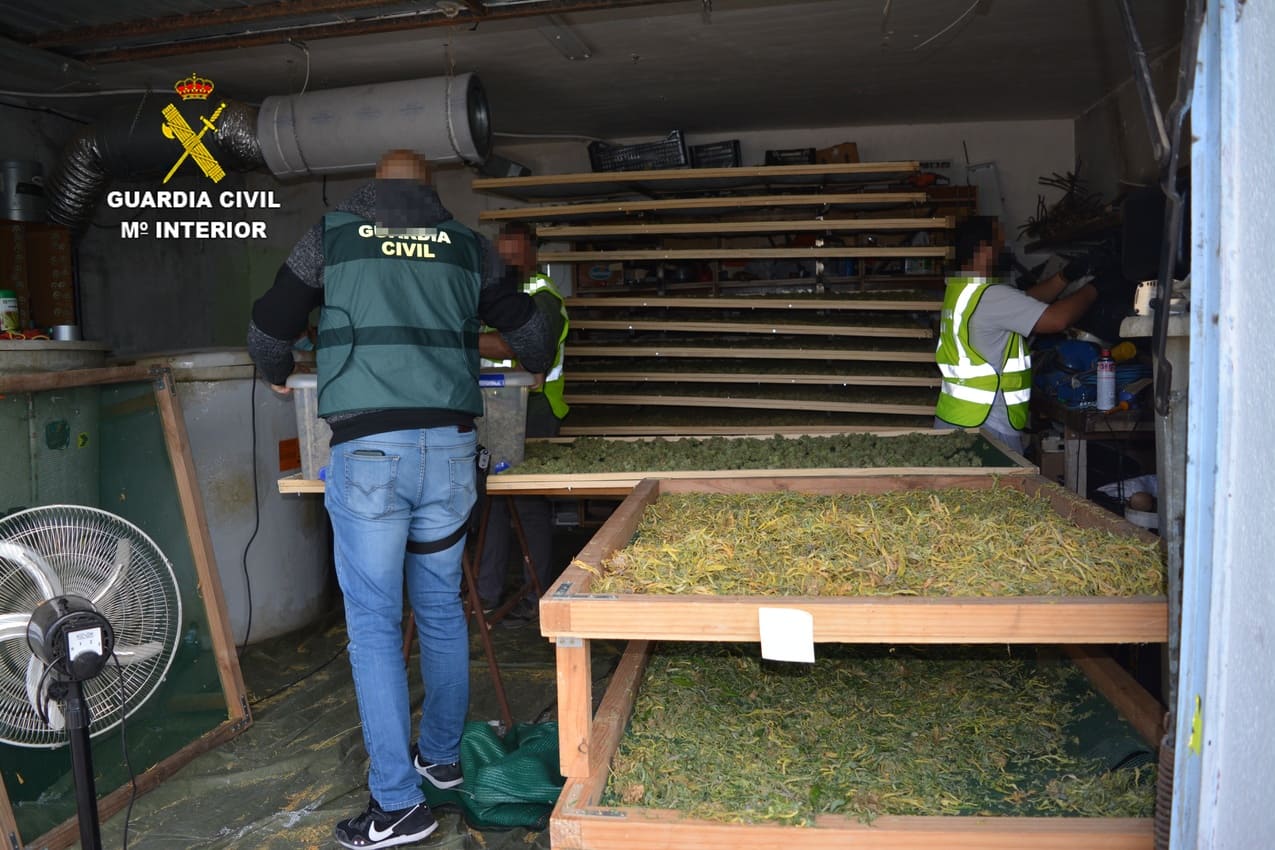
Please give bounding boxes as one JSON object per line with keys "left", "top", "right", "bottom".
{"left": 413, "top": 745, "right": 464, "bottom": 789}
{"left": 333, "top": 797, "right": 437, "bottom": 849}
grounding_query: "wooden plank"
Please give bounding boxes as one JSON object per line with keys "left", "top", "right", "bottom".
{"left": 566, "top": 295, "right": 942, "bottom": 311}
{"left": 552, "top": 807, "right": 1153, "bottom": 850}
{"left": 473, "top": 161, "right": 922, "bottom": 195}
{"left": 566, "top": 640, "right": 652, "bottom": 797}
{"left": 541, "top": 593, "right": 1168, "bottom": 644}
{"left": 492, "top": 464, "right": 1033, "bottom": 491}
{"left": 563, "top": 394, "right": 938, "bottom": 416}
{"left": 478, "top": 192, "right": 929, "bottom": 221}
{"left": 473, "top": 163, "right": 925, "bottom": 202}
{"left": 153, "top": 371, "right": 252, "bottom": 724}
{"left": 566, "top": 344, "right": 935, "bottom": 362}
{"left": 0, "top": 363, "right": 155, "bottom": 393}
{"left": 1067, "top": 646, "right": 1167, "bottom": 748}
{"left": 539, "top": 216, "right": 955, "bottom": 237}
{"left": 555, "top": 639, "right": 593, "bottom": 781}
{"left": 571, "top": 318, "right": 934, "bottom": 338}
{"left": 540, "top": 246, "right": 953, "bottom": 261}
{"left": 560, "top": 423, "right": 934, "bottom": 436}
{"left": 569, "top": 371, "right": 941, "bottom": 388}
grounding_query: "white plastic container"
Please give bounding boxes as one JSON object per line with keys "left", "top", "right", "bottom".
{"left": 285, "top": 373, "right": 331, "bottom": 481}
{"left": 477, "top": 370, "right": 535, "bottom": 472}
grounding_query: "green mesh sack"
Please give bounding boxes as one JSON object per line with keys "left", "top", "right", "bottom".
{"left": 422, "top": 721, "right": 564, "bottom": 830}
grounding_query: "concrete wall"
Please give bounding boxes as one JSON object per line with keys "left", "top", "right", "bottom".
{"left": 5, "top": 112, "right": 1072, "bottom": 357}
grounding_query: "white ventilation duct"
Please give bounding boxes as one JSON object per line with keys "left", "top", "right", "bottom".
{"left": 256, "top": 73, "right": 491, "bottom": 178}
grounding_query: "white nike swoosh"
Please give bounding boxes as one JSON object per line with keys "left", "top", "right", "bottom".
{"left": 366, "top": 809, "right": 412, "bottom": 843}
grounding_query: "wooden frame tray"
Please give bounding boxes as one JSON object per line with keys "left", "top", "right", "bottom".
{"left": 485, "top": 429, "right": 1034, "bottom": 497}
{"left": 540, "top": 474, "right": 1167, "bottom": 778}
{"left": 550, "top": 640, "right": 1158, "bottom": 850}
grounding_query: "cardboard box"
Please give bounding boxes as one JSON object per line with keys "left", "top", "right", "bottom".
{"left": 0, "top": 220, "right": 75, "bottom": 329}
{"left": 577, "top": 261, "right": 624, "bottom": 289}
{"left": 816, "top": 141, "right": 860, "bottom": 164}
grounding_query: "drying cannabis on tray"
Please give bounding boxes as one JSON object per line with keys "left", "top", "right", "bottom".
{"left": 517, "top": 431, "right": 992, "bottom": 475}
{"left": 584, "top": 487, "right": 1165, "bottom": 597}
{"left": 602, "top": 644, "right": 1156, "bottom": 824}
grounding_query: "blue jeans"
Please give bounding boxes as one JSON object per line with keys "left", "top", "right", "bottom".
{"left": 325, "top": 426, "right": 477, "bottom": 810}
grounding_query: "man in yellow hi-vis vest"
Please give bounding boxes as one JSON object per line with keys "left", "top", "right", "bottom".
{"left": 477, "top": 223, "right": 570, "bottom": 621}
{"left": 935, "top": 216, "right": 1099, "bottom": 453}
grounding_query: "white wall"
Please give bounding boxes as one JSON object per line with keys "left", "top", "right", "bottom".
{"left": 1176, "top": 2, "right": 1275, "bottom": 847}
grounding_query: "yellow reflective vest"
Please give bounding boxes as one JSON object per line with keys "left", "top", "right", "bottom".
{"left": 485, "top": 273, "right": 569, "bottom": 420}
{"left": 934, "top": 275, "right": 1032, "bottom": 429}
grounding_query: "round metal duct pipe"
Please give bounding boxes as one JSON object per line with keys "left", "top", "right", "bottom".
{"left": 256, "top": 73, "right": 491, "bottom": 178}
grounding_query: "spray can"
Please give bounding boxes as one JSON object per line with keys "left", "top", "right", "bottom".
{"left": 1096, "top": 348, "right": 1116, "bottom": 411}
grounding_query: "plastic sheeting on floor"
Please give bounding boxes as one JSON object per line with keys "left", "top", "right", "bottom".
{"left": 85, "top": 605, "right": 622, "bottom": 850}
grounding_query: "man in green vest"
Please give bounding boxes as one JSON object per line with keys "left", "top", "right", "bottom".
{"left": 247, "top": 150, "right": 553, "bottom": 850}
{"left": 935, "top": 216, "right": 1099, "bottom": 453}
{"left": 476, "top": 222, "right": 570, "bottom": 622}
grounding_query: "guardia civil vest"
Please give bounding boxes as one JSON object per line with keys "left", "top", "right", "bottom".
{"left": 934, "top": 275, "right": 1032, "bottom": 429}
{"left": 316, "top": 212, "right": 483, "bottom": 417}
{"left": 486, "top": 273, "right": 570, "bottom": 420}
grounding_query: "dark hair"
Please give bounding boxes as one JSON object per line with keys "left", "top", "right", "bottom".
{"left": 953, "top": 216, "right": 998, "bottom": 269}
{"left": 499, "top": 221, "right": 536, "bottom": 240}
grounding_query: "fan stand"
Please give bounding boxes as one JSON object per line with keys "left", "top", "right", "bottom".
{"left": 47, "top": 678, "right": 104, "bottom": 850}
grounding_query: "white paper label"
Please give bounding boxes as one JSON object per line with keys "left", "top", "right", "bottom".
{"left": 67, "top": 628, "right": 104, "bottom": 661}
{"left": 758, "top": 607, "right": 815, "bottom": 663}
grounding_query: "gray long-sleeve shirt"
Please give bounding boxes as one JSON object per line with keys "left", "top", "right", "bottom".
{"left": 247, "top": 181, "right": 553, "bottom": 443}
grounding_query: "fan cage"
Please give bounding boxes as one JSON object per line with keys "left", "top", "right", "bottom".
{"left": 0, "top": 505, "right": 183, "bottom": 748}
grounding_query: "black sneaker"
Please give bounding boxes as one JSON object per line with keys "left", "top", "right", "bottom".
{"left": 333, "top": 797, "right": 437, "bottom": 849}
{"left": 413, "top": 745, "right": 463, "bottom": 789}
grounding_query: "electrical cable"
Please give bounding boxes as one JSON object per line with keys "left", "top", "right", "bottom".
{"left": 0, "top": 87, "right": 153, "bottom": 98}
{"left": 113, "top": 654, "right": 139, "bottom": 850}
{"left": 0, "top": 97, "right": 89, "bottom": 123}
{"left": 238, "top": 368, "right": 262, "bottom": 652}
{"left": 248, "top": 640, "right": 350, "bottom": 707}
{"left": 34, "top": 662, "right": 57, "bottom": 726}
{"left": 912, "top": 0, "right": 982, "bottom": 52}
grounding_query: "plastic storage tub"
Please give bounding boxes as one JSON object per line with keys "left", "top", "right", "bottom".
{"left": 477, "top": 370, "right": 535, "bottom": 472}
{"left": 285, "top": 373, "right": 331, "bottom": 481}
{"left": 288, "top": 369, "right": 535, "bottom": 477}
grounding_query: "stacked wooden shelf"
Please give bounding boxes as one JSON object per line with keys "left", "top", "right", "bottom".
{"left": 538, "top": 473, "right": 1167, "bottom": 849}
{"left": 474, "top": 162, "right": 969, "bottom": 436}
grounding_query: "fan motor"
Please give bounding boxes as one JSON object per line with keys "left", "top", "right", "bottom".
{"left": 27, "top": 596, "right": 116, "bottom": 683}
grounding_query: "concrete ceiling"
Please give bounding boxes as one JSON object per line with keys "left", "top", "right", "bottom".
{"left": 0, "top": 0, "right": 1185, "bottom": 140}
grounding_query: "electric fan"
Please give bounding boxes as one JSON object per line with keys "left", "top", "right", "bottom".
{"left": 0, "top": 505, "right": 182, "bottom": 850}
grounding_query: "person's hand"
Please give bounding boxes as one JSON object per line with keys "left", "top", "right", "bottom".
{"left": 529, "top": 373, "right": 545, "bottom": 390}
{"left": 1061, "top": 254, "right": 1095, "bottom": 283}
{"left": 271, "top": 384, "right": 292, "bottom": 395}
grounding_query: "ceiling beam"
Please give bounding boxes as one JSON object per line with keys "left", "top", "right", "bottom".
{"left": 28, "top": 1, "right": 423, "bottom": 49}
{"left": 25, "top": 0, "right": 682, "bottom": 65}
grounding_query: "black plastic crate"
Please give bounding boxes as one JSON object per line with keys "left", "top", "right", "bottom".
{"left": 690, "top": 139, "right": 742, "bottom": 168}
{"left": 588, "top": 130, "right": 689, "bottom": 172}
{"left": 765, "top": 147, "right": 816, "bottom": 166}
